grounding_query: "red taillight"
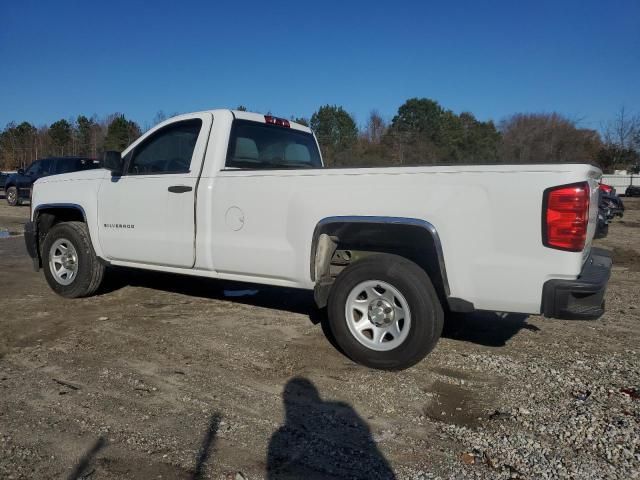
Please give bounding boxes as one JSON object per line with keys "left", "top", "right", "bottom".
{"left": 543, "top": 182, "right": 590, "bottom": 252}
{"left": 598, "top": 183, "right": 612, "bottom": 193}
{"left": 264, "top": 115, "right": 290, "bottom": 128}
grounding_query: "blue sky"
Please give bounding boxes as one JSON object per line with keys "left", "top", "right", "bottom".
{"left": 1, "top": 0, "right": 638, "bottom": 131}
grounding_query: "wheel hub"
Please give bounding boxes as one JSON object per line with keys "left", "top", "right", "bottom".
{"left": 61, "top": 253, "right": 76, "bottom": 269}
{"left": 49, "top": 238, "right": 79, "bottom": 286}
{"left": 344, "top": 280, "right": 412, "bottom": 352}
{"left": 368, "top": 298, "right": 395, "bottom": 326}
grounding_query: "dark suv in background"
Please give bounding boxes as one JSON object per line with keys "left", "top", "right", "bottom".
{"left": 3, "top": 157, "right": 99, "bottom": 206}
{"left": 0, "top": 171, "right": 8, "bottom": 194}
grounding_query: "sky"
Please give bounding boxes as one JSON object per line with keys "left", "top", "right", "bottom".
{"left": 1, "top": 0, "right": 639, "bottom": 131}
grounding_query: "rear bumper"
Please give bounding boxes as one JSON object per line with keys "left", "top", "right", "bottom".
{"left": 541, "top": 248, "right": 612, "bottom": 320}
{"left": 24, "top": 221, "right": 40, "bottom": 271}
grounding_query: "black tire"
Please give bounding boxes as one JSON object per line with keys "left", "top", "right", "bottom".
{"left": 327, "top": 254, "right": 444, "bottom": 370}
{"left": 6, "top": 186, "right": 21, "bottom": 206}
{"left": 42, "top": 221, "right": 105, "bottom": 298}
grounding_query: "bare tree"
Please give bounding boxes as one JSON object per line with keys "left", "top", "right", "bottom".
{"left": 602, "top": 106, "right": 639, "bottom": 149}
{"left": 364, "top": 110, "right": 387, "bottom": 144}
{"left": 499, "top": 113, "right": 601, "bottom": 164}
{"left": 152, "top": 110, "right": 168, "bottom": 127}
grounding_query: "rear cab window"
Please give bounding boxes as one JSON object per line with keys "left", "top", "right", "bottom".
{"left": 226, "top": 120, "right": 322, "bottom": 169}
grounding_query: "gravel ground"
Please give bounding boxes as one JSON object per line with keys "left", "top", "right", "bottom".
{"left": 0, "top": 197, "right": 638, "bottom": 480}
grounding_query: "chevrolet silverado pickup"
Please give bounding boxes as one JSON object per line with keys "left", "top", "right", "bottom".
{"left": 24, "top": 110, "right": 612, "bottom": 370}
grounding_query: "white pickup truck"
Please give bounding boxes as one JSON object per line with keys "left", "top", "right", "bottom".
{"left": 25, "top": 109, "right": 612, "bottom": 369}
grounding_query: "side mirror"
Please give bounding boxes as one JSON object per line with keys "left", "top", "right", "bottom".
{"left": 17, "top": 168, "right": 25, "bottom": 175}
{"left": 103, "top": 151, "right": 124, "bottom": 175}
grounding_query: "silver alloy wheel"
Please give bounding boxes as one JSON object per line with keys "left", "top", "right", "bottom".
{"left": 7, "top": 188, "right": 16, "bottom": 204}
{"left": 345, "top": 280, "right": 411, "bottom": 351}
{"left": 49, "top": 238, "right": 79, "bottom": 286}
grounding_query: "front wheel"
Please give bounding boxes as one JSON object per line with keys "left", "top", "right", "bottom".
{"left": 327, "top": 254, "right": 444, "bottom": 370}
{"left": 42, "top": 221, "right": 105, "bottom": 298}
{"left": 6, "top": 186, "right": 21, "bottom": 206}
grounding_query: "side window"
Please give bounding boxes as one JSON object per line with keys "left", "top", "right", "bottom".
{"left": 25, "top": 161, "right": 41, "bottom": 176}
{"left": 128, "top": 119, "right": 202, "bottom": 175}
{"left": 53, "top": 158, "right": 69, "bottom": 175}
{"left": 55, "top": 159, "right": 78, "bottom": 174}
{"left": 39, "top": 159, "right": 53, "bottom": 175}
{"left": 55, "top": 158, "right": 97, "bottom": 174}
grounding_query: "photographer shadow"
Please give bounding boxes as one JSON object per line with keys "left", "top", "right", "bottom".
{"left": 267, "top": 377, "right": 395, "bottom": 480}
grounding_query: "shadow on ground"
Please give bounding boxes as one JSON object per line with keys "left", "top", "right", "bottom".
{"left": 100, "top": 267, "right": 538, "bottom": 349}
{"left": 65, "top": 380, "right": 394, "bottom": 479}
{"left": 67, "top": 437, "right": 107, "bottom": 480}
{"left": 190, "top": 413, "right": 221, "bottom": 480}
{"left": 267, "top": 377, "right": 395, "bottom": 479}
{"left": 443, "top": 311, "right": 538, "bottom": 347}
{"left": 100, "top": 267, "right": 318, "bottom": 318}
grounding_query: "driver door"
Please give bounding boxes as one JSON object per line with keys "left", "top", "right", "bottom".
{"left": 97, "top": 113, "right": 212, "bottom": 268}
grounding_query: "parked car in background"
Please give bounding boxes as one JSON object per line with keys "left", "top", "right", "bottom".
{"left": 0, "top": 171, "right": 9, "bottom": 196}
{"left": 601, "top": 193, "right": 624, "bottom": 219}
{"left": 625, "top": 184, "right": 640, "bottom": 197}
{"left": 595, "top": 195, "right": 610, "bottom": 239}
{"left": 4, "top": 157, "right": 99, "bottom": 206}
{"left": 599, "top": 182, "right": 624, "bottom": 219}
{"left": 599, "top": 183, "right": 615, "bottom": 195}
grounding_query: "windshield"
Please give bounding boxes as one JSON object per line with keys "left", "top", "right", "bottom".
{"left": 226, "top": 120, "right": 322, "bottom": 169}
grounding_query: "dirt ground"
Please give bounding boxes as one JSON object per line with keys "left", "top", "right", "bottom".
{"left": 0, "top": 197, "right": 638, "bottom": 479}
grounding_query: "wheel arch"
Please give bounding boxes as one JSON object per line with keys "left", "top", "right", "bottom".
{"left": 310, "top": 216, "right": 473, "bottom": 312}
{"left": 32, "top": 203, "right": 89, "bottom": 268}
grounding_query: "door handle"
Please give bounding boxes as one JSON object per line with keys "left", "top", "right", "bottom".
{"left": 168, "top": 185, "right": 193, "bottom": 193}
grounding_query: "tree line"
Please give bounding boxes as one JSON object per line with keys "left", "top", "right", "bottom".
{"left": 306, "top": 100, "right": 639, "bottom": 173}
{"left": 0, "top": 113, "right": 143, "bottom": 170}
{"left": 1, "top": 99, "right": 638, "bottom": 173}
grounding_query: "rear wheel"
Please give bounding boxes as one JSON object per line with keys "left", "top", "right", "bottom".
{"left": 42, "top": 221, "right": 105, "bottom": 298}
{"left": 6, "top": 186, "right": 20, "bottom": 206}
{"left": 327, "top": 254, "right": 444, "bottom": 370}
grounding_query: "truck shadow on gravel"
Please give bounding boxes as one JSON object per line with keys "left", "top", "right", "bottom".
{"left": 100, "top": 267, "right": 325, "bottom": 321}
{"left": 443, "top": 311, "right": 538, "bottom": 347}
{"left": 100, "top": 267, "right": 538, "bottom": 349}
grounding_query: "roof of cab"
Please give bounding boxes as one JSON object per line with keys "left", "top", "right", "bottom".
{"left": 154, "top": 109, "right": 312, "bottom": 135}
{"left": 175, "top": 109, "right": 311, "bottom": 133}
{"left": 229, "top": 110, "right": 311, "bottom": 133}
